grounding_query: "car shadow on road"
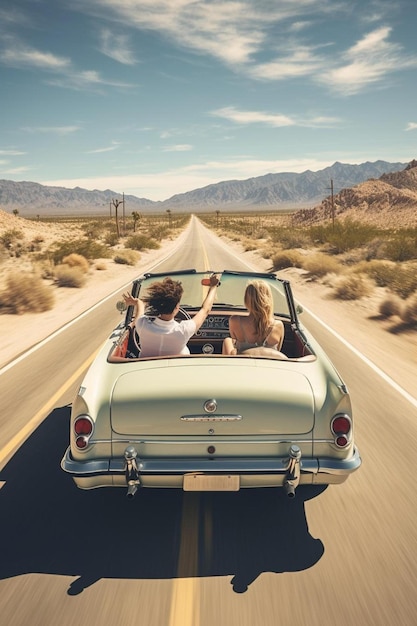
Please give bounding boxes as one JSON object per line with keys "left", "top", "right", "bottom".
{"left": 0, "top": 406, "right": 326, "bottom": 595}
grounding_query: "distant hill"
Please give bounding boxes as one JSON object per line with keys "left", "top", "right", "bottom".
{"left": 163, "top": 161, "right": 406, "bottom": 210}
{"left": 0, "top": 160, "right": 408, "bottom": 216}
{"left": 293, "top": 160, "right": 417, "bottom": 227}
{"left": 0, "top": 181, "right": 156, "bottom": 216}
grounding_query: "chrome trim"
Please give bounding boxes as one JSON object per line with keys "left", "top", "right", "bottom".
{"left": 61, "top": 446, "right": 361, "bottom": 477}
{"left": 90, "top": 436, "right": 316, "bottom": 444}
{"left": 181, "top": 415, "right": 242, "bottom": 422}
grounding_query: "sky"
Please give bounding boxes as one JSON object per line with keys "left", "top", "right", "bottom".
{"left": 1, "top": 0, "right": 416, "bottom": 202}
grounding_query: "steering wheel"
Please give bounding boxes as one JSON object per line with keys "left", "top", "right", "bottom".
{"left": 175, "top": 307, "right": 192, "bottom": 321}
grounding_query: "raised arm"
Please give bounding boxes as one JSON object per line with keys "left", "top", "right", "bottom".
{"left": 122, "top": 292, "right": 145, "bottom": 321}
{"left": 192, "top": 274, "right": 220, "bottom": 332}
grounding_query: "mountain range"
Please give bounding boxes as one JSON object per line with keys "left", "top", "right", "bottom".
{"left": 293, "top": 159, "right": 417, "bottom": 227}
{"left": 0, "top": 160, "right": 408, "bottom": 216}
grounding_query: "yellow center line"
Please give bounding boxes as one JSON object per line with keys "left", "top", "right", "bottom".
{"left": 169, "top": 493, "right": 201, "bottom": 626}
{"left": 0, "top": 350, "right": 99, "bottom": 469}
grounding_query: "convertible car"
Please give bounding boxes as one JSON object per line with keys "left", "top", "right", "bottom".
{"left": 61, "top": 269, "right": 361, "bottom": 498}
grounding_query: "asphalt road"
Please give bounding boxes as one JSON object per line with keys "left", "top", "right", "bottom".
{"left": 1, "top": 218, "right": 417, "bottom": 626}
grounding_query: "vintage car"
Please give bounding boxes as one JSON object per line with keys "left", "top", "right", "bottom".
{"left": 61, "top": 269, "right": 361, "bottom": 498}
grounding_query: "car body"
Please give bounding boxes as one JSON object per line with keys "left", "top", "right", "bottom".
{"left": 61, "top": 269, "right": 361, "bottom": 498}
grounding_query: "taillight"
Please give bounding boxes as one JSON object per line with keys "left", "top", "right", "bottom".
{"left": 331, "top": 414, "right": 352, "bottom": 448}
{"left": 74, "top": 415, "right": 94, "bottom": 449}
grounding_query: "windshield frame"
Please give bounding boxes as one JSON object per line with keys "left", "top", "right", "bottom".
{"left": 134, "top": 270, "right": 294, "bottom": 320}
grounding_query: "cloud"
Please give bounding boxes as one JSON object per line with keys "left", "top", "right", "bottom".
{"left": 98, "top": 28, "right": 138, "bottom": 65}
{"left": 1, "top": 165, "right": 33, "bottom": 175}
{"left": 317, "top": 26, "right": 417, "bottom": 95}
{"left": 0, "top": 35, "right": 134, "bottom": 91}
{"left": 86, "top": 141, "right": 123, "bottom": 153}
{"left": 248, "top": 44, "right": 326, "bottom": 80}
{"left": 21, "top": 126, "right": 81, "bottom": 135}
{"left": 211, "top": 106, "right": 341, "bottom": 128}
{"left": 0, "top": 149, "right": 26, "bottom": 155}
{"left": 163, "top": 144, "right": 193, "bottom": 152}
{"left": 405, "top": 122, "right": 417, "bottom": 131}
{"left": 81, "top": 0, "right": 333, "bottom": 67}
{"left": 0, "top": 38, "right": 71, "bottom": 70}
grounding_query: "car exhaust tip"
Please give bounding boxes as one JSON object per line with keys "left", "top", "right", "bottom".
{"left": 126, "top": 483, "right": 138, "bottom": 499}
{"left": 284, "top": 482, "right": 296, "bottom": 498}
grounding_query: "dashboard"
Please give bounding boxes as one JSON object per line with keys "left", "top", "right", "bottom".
{"left": 195, "top": 315, "right": 230, "bottom": 339}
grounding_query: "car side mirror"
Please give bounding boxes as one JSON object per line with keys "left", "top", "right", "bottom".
{"left": 116, "top": 300, "right": 127, "bottom": 313}
{"left": 296, "top": 304, "right": 303, "bottom": 315}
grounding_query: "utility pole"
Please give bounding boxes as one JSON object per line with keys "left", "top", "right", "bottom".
{"left": 326, "top": 179, "right": 335, "bottom": 228}
{"left": 122, "top": 192, "right": 125, "bottom": 235}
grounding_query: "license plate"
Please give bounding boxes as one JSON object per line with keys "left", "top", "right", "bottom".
{"left": 183, "top": 473, "right": 240, "bottom": 492}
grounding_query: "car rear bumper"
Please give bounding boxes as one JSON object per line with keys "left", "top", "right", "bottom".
{"left": 61, "top": 446, "right": 361, "bottom": 490}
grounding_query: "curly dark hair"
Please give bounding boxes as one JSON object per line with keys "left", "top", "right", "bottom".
{"left": 142, "top": 277, "right": 184, "bottom": 315}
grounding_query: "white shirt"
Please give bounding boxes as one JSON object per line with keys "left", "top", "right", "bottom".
{"left": 135, "top": 315, "right": 196, "bottom": 357}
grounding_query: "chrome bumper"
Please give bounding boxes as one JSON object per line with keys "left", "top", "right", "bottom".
{"left": 61, "top": 446, "right": 361, "bottom": 479}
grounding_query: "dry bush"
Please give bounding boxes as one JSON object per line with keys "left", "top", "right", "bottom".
{"left": 271, "top": 249, "right": 304, "bottom": 270}
{"left": 354, "top": 259, "right": 396, "bottom": 287}
{"left": 242, "top": 238, "right": 257, "bottom": 252}
{"left": 400, "top": 293, "right": 417, "bottom": 325}
{"left": 113, "top": 249, "right": 140, "bottom": 266}
{"left": 302, "top": 252, "right": 342, "bottom": 277}
{"left": 332, "top": 274, "right": 373, "bottom": 300}
{"left": 54, "top": 264, "right": 87, "bottom": 287}
{"left": 378, "top": 296, "right": 402, "bottom": 318}
{"left": 0, "top": 228, "right": 24, "bottom": 248}
{"left": 36, "top": 259, "right": 56, "bottom": 280}
{"left": 125, "top": 234, "right": 159, "bottom": 251}
{"left": 62, "top": 253, "right": 90, "bottom": 273}
{"left": 94, "top": 261, "right": 107, "bottom": 271}
{"left": 0, "top": 272, "right": 55, "bottom": 314}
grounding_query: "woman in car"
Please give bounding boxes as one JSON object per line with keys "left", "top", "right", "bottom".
{"left": 222, "top": 280, "right": 284, "bottom": 355}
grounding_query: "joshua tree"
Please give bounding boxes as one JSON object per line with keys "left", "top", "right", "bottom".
{"left": 112, "top": 198, "right": 123, "bottom": 238}
{"left": 13, "top": 209, "right": 19, "bottom": 217}
{"left": 166, "top": 209, "right": 172, "bottom": 227}
{"left": 131, "top": 211, "right": 142, "bottom": 232}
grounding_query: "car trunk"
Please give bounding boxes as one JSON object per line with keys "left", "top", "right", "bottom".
{"left": 110, "top": 361, "right": 314, "bottom": 437}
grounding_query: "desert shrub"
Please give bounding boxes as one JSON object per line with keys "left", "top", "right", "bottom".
{"left": 302, "top": 252, "right": 342, "bottom": 277}
{"left": 383, "top": 234, "right": 417, "bottom": 262}
{"left": 243, "top": 239, "right": 257, "bottom": 252}
{"left": 94, "top": 261, "right": 107, "bottom": 271}
{"left": 271, "top": 250, "right": 304, "bottom": 270}
{"left": 54, "top": 265, "right": 86, "bottom": 288}
{"left": 47, "top": 238, "right": 110, "bottom": 264}
{"left": 62, "top": 253, "right": 90, "bottom": 273}
{"left": 354, "top": 260, "right": 396, "bottom": 287}
{"left": 400, "top": 292, "right": 417, "bottom": 325}
{"left": 35, "top": 259, "right": 55, "bottom": 280}
{"left": 269, "top": 227, "right": 309, "bottom": 249}
{"left": 113, "top": 249, "right": 140, "bottom": 265}
{"left": 308, "top": 219, "right": 379, "bottom": 253}
{"left": 125, "top": 234, "right": 160, "bottom": 251}
{"left": 378, "top": 296, "right": 402, "bottom": 318}
{"left": 148, "top": 225, "right": 170, "bottom": 241}
{"left": 353, "top": 260, "right": 417, "bottom": 298}
{"left": 0, "top": 272, "right": 55, "bottom": 314}
{"left": 0, "top": 229, "right": 24, "bottom": 248}
{"left": 332, "top": 274, "right": 373, "bottom": 300}
{"left": 82, "top": 220, "right": 106, "bottom": 239}
{"left": 104, "top": 232, "right": 119, "bottom": 246}
{"left": 388, "top": 265, "right": 417, "bottom": 299}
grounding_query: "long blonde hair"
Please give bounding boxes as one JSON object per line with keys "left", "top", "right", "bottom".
{"left": 244, "top": 280, "right": 274, "bottom": 339}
